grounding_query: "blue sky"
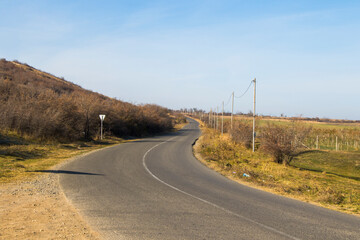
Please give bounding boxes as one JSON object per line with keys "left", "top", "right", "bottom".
{"left": 1, "top": 0, "right": 360, "bottom": 119}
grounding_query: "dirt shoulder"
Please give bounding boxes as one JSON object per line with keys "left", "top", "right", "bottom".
{"left": 0, "top": 160, "right": 102, "bottom": 240}
{"left": 0, "top": 137, "right": 126, "bottom": 240}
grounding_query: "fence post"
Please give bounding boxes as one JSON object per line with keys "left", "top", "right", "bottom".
{"left": 336, "top": 136, "right": 338, "bottom": 151}
{"left": 316, "top": 135, "right": 319, "bottom": 149}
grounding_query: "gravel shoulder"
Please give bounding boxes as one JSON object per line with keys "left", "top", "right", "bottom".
{"left": 0, "top": 153, "right": 104, "bottom": 239}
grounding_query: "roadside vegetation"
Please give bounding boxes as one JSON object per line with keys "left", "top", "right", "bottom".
{"left": 0, "top": 131, "right": 126, "bottom": 183}
{"left": 191, "top": 114, "right": 360, "bottom": 215}
{"left": 0, "top": 59, "right": 186, "bottom": 183}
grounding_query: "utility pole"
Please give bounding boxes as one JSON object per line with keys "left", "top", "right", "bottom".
{"left": 209, "top": 108, "right": 211, "bottom": 126}
{"left": 212, "top": 108, "right": 214, "bottom": 129}
{"left": 222, "top": 101, "right": 224, "bottom": 135}
{"left": 211, "top": 108, "right": 213, "bottom": 128}
{"left": 231, "top": 91, "right": 234, "bottom": 130}
{"left": 214, "top": 108, "right": 216, "bottom": 129}
{"left": 214, "top": 107, "right": 216, "bottom": 130}
{"left": 217, "top": 106, "right": 219, "bottom": 131}
{"left": 212, "top": 108, "right": 214, "bottom": 128}
{"left": 252, "top": 78, "right": 256, "bottom": 152}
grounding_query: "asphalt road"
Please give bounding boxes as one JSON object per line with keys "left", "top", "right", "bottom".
{"left": 60, "top": 118, "right": 360, "bottom": 240}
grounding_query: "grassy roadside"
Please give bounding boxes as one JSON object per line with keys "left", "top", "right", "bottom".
{"left": 0, "top": 132, "right": 127, "bottom": 184}
{"left": 172, "top": 122, "right": 188, "bottom": 131}
{"left": 193, "top": 121, "right": 360, "bottom": 216}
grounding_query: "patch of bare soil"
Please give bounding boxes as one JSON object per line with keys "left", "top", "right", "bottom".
{"left": 0, "top": 172, "right": 101, "bottom": 239}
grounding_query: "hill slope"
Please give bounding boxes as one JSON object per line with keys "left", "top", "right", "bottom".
{"left": 0, "top": 59, "right": 174, "bottom": 141}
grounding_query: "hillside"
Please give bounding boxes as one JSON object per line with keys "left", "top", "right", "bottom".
{"left": 0, "top": 59, "right": 175, "bottom": 141}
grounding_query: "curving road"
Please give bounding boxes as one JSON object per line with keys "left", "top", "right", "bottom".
{"left": 60, "top": 118, "right": 360, "bottom": 240}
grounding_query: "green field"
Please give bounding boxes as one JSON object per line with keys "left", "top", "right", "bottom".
{"left": 292, "top": 151, "right": 360, "bottom": 181}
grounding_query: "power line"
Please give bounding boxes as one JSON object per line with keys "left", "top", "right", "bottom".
{"left": 235, "top": 81, "right": 253, "bottom": 99}
{"left": 224, "top": 93, "right": 232, "bottom": 107}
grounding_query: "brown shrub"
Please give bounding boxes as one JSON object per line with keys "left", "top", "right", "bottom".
{"left": 260, "top": 122, "right": 311, "bottom": 165}
{"left": 230, "top": 121, "right": 253, "bottom": 149}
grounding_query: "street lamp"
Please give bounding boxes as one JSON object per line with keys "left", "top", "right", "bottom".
{"left": 99, "top": 114, "right": 106, "bottom": 140}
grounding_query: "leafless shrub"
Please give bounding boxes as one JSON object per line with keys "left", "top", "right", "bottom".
{"left": 230, "top": 121, "right": 253, "bottom": 149}
{"left": 260, "top": 122, "right": 311, "bottom": 165}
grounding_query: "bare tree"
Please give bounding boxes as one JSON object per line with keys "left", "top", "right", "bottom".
{"left": 260, "top": 122, "right": 311, "bottom": 165}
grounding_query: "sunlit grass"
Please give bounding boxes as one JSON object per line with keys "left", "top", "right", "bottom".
{"left": 195, "top": 125, "right": 360, "bottom": 215}
{"left": 0, "top": 134, "right": 125, "bottom": 183}
{"left": 292, "top": 150, "right": 360, "bottom": 181}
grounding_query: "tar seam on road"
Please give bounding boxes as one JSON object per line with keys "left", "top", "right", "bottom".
{"left": 142, "top": 136, "right": 301, "bottom": 240}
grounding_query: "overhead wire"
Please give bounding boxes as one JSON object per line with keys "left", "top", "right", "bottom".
{"left": 224, "top": 93, "right": 232, "bottom": 107}
{"left": 219, "top": 79, "right": 254, "bottom": 113}
{"left": 235, "top": 81, "right": 253, "bottom": 99}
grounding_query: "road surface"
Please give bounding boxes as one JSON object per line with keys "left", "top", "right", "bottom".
{"left": 60, "top": 118, "right": 360, "bottom": 239}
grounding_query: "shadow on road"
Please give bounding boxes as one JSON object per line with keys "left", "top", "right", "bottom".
{"left": 30, "top": 170, "right": 104, "bottom": 176}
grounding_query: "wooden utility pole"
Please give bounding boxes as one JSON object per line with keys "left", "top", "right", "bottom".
{"left": 214, "top": 108, "right": 216, "bottom": 129}
{"left": 216, "top": 106, "right": 219, "bottom": 131}
{"left": 214, "top": 107, "right": 217, "bottom": 130}
{"left": 252, "top": 78, "right": 256, "bottom": 152}
{"left": 231, "top": 91, "right": 234, "bottom": 130}
{"left": 221, "top": 101, "right": 224, "bottom": 135}
{"left": 209, "top": 108, "right": 211, "bottom": 126}
{"left": 212, "top": 108, "right": 215, "bottom": 129}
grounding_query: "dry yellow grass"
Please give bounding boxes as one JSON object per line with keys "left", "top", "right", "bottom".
{"left": 0, "top": 137, "right": 126, "bottom": 183}
{"left": 193, "top": 123, "right": 360, "bottom": 216}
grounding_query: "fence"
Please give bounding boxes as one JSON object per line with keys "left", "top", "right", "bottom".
{"left": 305, "top": 135, "right": 360, "bottom": 152}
